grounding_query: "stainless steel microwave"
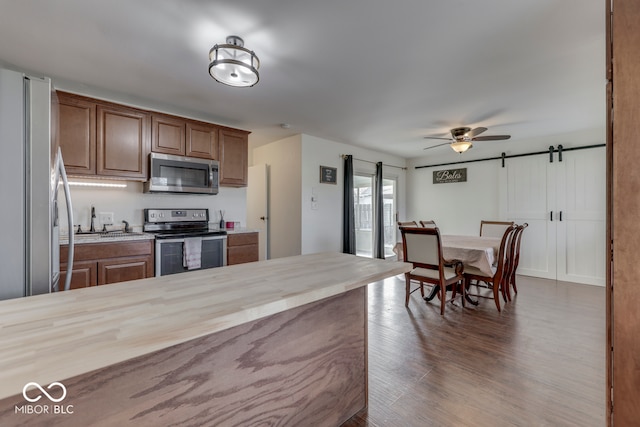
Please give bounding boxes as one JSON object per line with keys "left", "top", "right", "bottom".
{"left": 144, "top": 153, "right": 219, "bottom": 194}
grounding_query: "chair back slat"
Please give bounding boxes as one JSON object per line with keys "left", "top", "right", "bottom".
{"left": 419, "top": 220, "right": 436, "bottom": 227}
{"left": 398, "top": 221, "right": 418, "bottom": 227}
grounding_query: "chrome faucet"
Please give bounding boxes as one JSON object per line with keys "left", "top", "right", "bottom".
{"left": 90, "top": 206, "right": 96, "bottom": 232}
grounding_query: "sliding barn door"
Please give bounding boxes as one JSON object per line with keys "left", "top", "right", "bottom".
{"left": 556, "top": 147, "right": 606, "bottom": 286}
{"left": 500, "top": 154, "right": 557, "bottom": 280}
{"left": 500, "top": 148, "right": 605, "bottom": 285}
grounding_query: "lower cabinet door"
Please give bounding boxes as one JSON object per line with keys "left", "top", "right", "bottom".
{"left": 98, "top": 256, "right": 153, "bottom": 285}
{"left": 60, "top": 260, "right": 98, "bottom": 290}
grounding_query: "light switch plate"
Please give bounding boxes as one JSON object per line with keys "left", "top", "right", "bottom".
{"left": 99, "top": 212, "right": 114, "bottom": 225}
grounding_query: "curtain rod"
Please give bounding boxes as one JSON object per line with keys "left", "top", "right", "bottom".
{"left": 414, "top": 144, "right": 606, "bottom": 169}
{"left": 340, "top": 154, "right": 407, "bottom": 170}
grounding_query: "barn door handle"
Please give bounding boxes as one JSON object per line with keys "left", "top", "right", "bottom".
{"left": 550, "top": 211, "right": 553, "bottom": 221}
{"left": 559, "top": 211, "right": 563, "bottom": 221}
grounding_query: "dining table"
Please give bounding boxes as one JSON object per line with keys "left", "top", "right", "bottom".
{"left": 396, "top": 234, "right": 502, "bottom": 303}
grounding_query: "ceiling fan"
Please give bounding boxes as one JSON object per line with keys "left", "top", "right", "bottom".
{"left": 424, "top": 127, "right": 511, "bottom": 153}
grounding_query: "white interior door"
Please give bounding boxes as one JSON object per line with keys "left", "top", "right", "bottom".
{"left": 500, "top": 147, "right": 606, "bottom": 285}
{"left": 556, "top": 147, "right": 606, "bottom": 286}
{"left": 501, "top": 154, "right": 557, "bottom": 280}
{"left": 247, "top": 164, "right": 269, "bottom": 260}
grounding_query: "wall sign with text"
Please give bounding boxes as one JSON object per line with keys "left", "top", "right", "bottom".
{"left": 433, "top": 168, "right": 467, "bottom": 184}
{"left": 320, "top": 166, "right": 337, "bottom": 184}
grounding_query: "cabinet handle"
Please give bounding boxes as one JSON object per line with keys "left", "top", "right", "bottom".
{"left": 550, "top": 211, "right": 553, "bottom": 221}
{"left": 559, "top": 211, "right": 563, "bottom": 221}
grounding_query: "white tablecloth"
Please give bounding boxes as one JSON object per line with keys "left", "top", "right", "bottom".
{"left": 441, "top": 235, "right": 501, "bottom": 276}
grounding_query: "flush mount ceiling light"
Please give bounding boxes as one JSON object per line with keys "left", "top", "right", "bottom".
{"left": 209, "top": 35, "right": 260, "bottom": 87}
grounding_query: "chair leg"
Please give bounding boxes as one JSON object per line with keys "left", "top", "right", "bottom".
{"left": 501, "top": 279, "right": 509, "bottom": 303}
{"left": 420, "top": 281, "right": 425, "bottom": 298}
{"left": 405, "top": 274, "right": 411, "bottom": 307}
{"left": 460, "top": 281, "right": 466, "bottom": 308}
{"left": 440, "top": 284, "right": 446, "bottom": 315}
{"left": 493, "top": 282, "right": 502, "bottom": 312}
{"left": 511, "top": 274, "right": 518, "bottom": 295}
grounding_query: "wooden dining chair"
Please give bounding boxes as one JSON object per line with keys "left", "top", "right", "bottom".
{"left": 398, "top": 221, "right": 418, "bottom": 227}
{"left": 400, "top": 227, "right": 464, "bottom": 315}
{"left": 504, "top": 223, "right": 528, "bottom": 301}
{"left": 419, "top": 220, "right": 436, "bottom": 227}
{"left": 479, "top": 220, "right": 514, "bottom": 238}
{"left": 464, "top": 225, "right": 516, "bottom": 312}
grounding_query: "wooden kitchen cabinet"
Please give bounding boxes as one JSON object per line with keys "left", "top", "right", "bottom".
{"left": 227, "top": 232, "right": 259, "bottom": 265}
{"left": 151, "top": 113, "right": 186, "bottom": 156}
{"left": 57, "top": 91, "right": 150, "bottom": 180}
{"left": 60, "top": 240, "right": 154, "bottom": 288}
{"left": 59, "top": 260, "right": 98, "bottom": 290}
{"left": 97, "top": 104, "right": 149, "bottom": 179}
{"left": 57, "top": 94, "right": 96, "bottom": 175}
{"left": 58, "top": 91, "right": 249, "bottom": 184}
{"left": 99, "top": 256, "right": 153, "bottom": 285}
{"left": 151, "top": 113, "right": 218, "bottom": 160}
{"left": 186, "top": 121, "right": 218, "bottom": 159}
{"left": 219, "top": 128, "right": 249, "bottom": 187}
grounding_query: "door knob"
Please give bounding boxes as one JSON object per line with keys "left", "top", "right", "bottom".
{"left": 260, "top": 216, "right": 266, "bottom": 221}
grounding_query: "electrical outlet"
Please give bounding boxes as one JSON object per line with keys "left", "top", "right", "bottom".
{"left": 99, "top": 212, "right": 114, "bottom": 225}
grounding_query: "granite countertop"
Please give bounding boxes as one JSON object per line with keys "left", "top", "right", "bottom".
{"left": 59, "top": 231, "right": 155, "bottom": 245}
{"left": 222, "top": 227, "right": 260, "bottom": 234}
{"left": 60, "top": 228, "right": 258, "bottom": 245}
{"left": 0, "top": 252, "right": 411, "bottom": 400}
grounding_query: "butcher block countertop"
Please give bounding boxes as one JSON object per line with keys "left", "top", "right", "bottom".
{"left": 0, "top": 252, "right": 411, "bottom": 400}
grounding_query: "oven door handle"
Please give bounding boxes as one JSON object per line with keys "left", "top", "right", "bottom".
{"left": 155, "top": 235, "right": 227, "bottom": 244}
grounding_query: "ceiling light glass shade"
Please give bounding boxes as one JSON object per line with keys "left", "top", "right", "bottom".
{"left": 450, "top": 141, "right": 473, "bottom": 153}
{"left": 209, "top": 35, "right": 260, "bottom": 87}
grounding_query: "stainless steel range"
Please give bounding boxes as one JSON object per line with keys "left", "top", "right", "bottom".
{"left": 143, "top": 208, "right": 227, "bottom": 277}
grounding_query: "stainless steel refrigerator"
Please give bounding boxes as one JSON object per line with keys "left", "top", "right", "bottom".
{"left": 0, "top": 68, "right": 74, "bottom": 300}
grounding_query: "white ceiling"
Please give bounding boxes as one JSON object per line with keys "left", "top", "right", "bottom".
{"left": 0, "top": 0, "right": 605, "bottom": 159}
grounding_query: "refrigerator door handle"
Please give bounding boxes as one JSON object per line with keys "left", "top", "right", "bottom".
{"left": 56, "top": 147, "right": 74, "bottom": 291}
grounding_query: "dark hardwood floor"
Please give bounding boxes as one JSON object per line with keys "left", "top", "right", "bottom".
{"left": 342, "top": 275, "right": 606, "bottom": 427}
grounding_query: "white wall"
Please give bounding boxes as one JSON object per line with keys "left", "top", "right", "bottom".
{"left": 406, "top": 127, "right": 605, "bottom": 236}
{"left": 57, "top": 182, "right": 246, "bottom": 233}
{"left": 253, "top": 135, "right": 302, "bottom": 258}
{"left": 301, "top": 135, "right": 407, "bottom": 255}
{"left": 406, "top": 159, "right": 501, "bottom": 235}
{"left": 253, "top": 133, "right": 407, "bottom": 257}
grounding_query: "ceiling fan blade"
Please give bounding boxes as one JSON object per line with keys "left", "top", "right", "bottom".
{"left": 423, "top": 142, "right": 451, "bottom": 150}
{"left": 472, "top": 135, "right": 511, "bottom": 141}
{"left": 467, "top": 127, "right": 487, "bottom": 138}
{"left": 423, "top": 136, "right": 452, "bottom": 141}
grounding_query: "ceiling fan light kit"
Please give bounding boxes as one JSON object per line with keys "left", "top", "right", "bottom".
{"left": 450, "top": 140, "right": 473, "bottom": 153}
{"left": 209, "top": 35, "right": 260, "bottom": 87}
{"left": 424, "top": 126, "right": 511, "bottom": 153}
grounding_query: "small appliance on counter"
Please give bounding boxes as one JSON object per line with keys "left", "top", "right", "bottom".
{"left": 143, "top": 208, "right": 227, "bottom": 277}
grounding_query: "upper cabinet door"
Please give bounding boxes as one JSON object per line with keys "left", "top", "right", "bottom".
{"left": 97, "top": 105, "right": 150, "bottom": 180}
{"left": 186, "top": 121, "right": 218, "bottom": 160}
{"left": 219, "top": 128, "right": 249, "bottom": 187}
{"left": 58, "top": 93, "right": 96, "bottom": 175}
{"left": 152, "top": 114, "right": 186, "bottom": 156}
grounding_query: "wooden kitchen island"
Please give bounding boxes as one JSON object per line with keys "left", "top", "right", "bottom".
{"left": 0, "top": 252, "right": 410, "bottom": 426}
